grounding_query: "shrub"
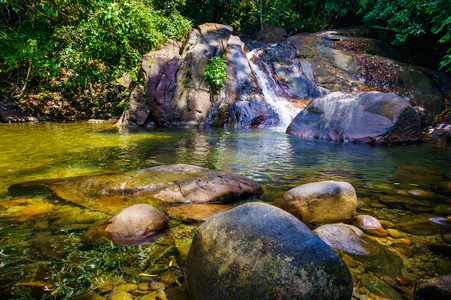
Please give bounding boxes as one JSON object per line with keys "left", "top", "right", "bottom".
{"left": 204, "top": 56, "right": 228, "bottom": 92}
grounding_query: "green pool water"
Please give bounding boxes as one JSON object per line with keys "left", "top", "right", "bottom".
{"left": 0, "top": 121, "right": 450, "bottom": 299}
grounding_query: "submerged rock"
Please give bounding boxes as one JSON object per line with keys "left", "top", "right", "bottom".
{"left": 167, "top": 204, "right": 232, "bottom": 222}
{"left": 396, "top": 216, "right": 440, "bottom": 236}
{"left": 286, "top": 92, "right": 422, "bottom": 144}
{"left": 314, "top": 223, "right": 404, "bottom": 276}
{"left": 280, "top": 181, "right": 357, "bottom": 228}
{"left": 414, "top": 274, "right": 451, "bottom": 300}
{"left": 9, "top": 164, "right": 263, "bottom": 214}
{"left": 187, "top": 202, "right": 353, "bottom": 300}
{"left": 360, "top": 274, "right": 402, "bottom": 300}
{"left": 378, "top": 195, "right": 433, "bottom": 212}
{"left": 104, "top": 204, "right": 168, "bottom": 245}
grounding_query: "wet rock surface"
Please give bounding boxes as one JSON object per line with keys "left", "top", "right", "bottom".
{"left": 414, "top": 274, "right": 451, "bottom": 300}
{"left": 8, "top": 164, "right": 263, "bottom": 214}
{"left": 286, "top": 91, "right": 423, "bottom": 144}
{"left": 187, "top": 202, "right": 353, "bottom": 300}
{"left": 167, "top": 204, "right": 232, "bottom": 222}
{"left": 104, "top": 204, "right": 168, "bottom": 245}
{"left": 280, "top": 180, "right": 357, "bottom": 227}
{"left": 314, "top": 223, "right": 404, "bottom": 277}
{"left": 353, "top": 214, "right": 388, "bottom": 237}
{"left": 116, "top": 25, "right": 450, "bottom": 137}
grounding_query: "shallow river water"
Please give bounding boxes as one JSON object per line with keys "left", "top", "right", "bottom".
{"left": 0, "top": 121, "right": 450, "bottom": 299}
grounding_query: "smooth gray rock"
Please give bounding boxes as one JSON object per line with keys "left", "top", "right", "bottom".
{"left": 287, "top": 91, "right": 422, "bottom": 144}
{"left": 187, "top": 202, "right": 353, "bottom": 300}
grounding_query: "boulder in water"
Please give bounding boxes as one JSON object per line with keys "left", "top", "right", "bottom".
{"left": 286, "top": 91, "right": 422, "bottom": 144}
{"left": 187, "top": 202, "right": 353, "bottom": 300}
{"left": 104, "top": 204, "right": 168, "bottom": 245}
{"left": 280, "top": 181, "right": 357, "bottom": 228}
{"left": 314, "top": 223, "right": 404, "bottom": 276}
{"left": 9, "top": 164, "right": 263, "bottom": 214}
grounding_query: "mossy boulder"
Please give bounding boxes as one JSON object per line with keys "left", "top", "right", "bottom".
{"left": 187, "top": 202, "right": 353, "bottom": 300}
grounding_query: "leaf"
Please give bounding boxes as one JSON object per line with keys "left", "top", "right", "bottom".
{"left": 20, "top": 282, "right": 55, "bottom": 291}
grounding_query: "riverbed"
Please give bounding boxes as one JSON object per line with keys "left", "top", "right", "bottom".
{"left": 0, "top": 121, "right": 450, "bottom": 299}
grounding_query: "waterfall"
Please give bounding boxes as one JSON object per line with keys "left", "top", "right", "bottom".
{"left": 246, "top": 50, "right": 303, "bottom": 131}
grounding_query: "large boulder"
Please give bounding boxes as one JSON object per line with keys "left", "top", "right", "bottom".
{"left": 187, "top": 202, "right": 353, "bottom": 300}
{"left": 118, "top": 24, "right": 233, "bottom": 127}
{"left": 280, "top": 181, "right": 357, "bottom": 228}
{"left": 8, "top": 164, "right": 263, "bottom": 214}
{"left": 286, "top": 91, "right": 423, "bottom": 144}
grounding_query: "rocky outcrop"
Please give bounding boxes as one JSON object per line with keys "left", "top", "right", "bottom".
{"left": 280, "top": 181, "right": 357, "bottom": 228}
{"left": 117, "top": 25, "right": 451, "bottom": 133}
{"left": 117, "top": 24, "right": 234, "bottom": 127}
{"left": 286, "top": 92, "right": 423, "bottom": 144}
{"left": 187, "top": 202, "right": 353, "bottom": 300}
{"left": 8, "top": 164, "right": 263, "bottom": 214}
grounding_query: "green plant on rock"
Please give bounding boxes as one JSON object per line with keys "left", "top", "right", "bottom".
{"left": 204, "top": 56, "right": 228, "bottom": 92}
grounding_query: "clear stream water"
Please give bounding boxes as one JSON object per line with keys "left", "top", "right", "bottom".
{"left": 0, "top": 121, "right": 450, "bottom": 298}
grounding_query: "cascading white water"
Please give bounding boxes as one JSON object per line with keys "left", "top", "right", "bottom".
{"left": 247, "top": 50, "right": 302, "bottom": 131}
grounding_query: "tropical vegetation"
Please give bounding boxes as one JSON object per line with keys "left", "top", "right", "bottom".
{"left": 1, "top": 0, "right": 449, "bottom": 105}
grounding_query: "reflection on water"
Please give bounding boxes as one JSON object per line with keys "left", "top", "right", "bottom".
{"left": 1, "top": 122, "right": 449, "bottom": 195}
{"left": 0, "top": 122, "right": 450, "bottom": 298}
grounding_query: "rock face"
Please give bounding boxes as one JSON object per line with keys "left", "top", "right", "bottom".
{"left": 104, "top": 204, "right": 168, "bottom": 244}
{"left": 187, "top": 202, "right": 353, "bottom": 300}
{"left": 280, "top": 181, "right": 357, "bottom": 228}
{"left": 8, "top": 164, "right": 263, "bottom": 214}
{"left": 118, "top": 24, "right": 234, "bottom": 127}
{"left": 116, "top": 25, "right": 451, "bottom": 133}
{"left": 286, "top": 92, "right": 423, "bottom": 144}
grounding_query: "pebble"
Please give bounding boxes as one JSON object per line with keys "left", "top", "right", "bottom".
{"left": 370, "top": 203, "right": 387, "bottom": 208}
{"left": 396, "top": 276, "right": 413, "bottom": 286}
{"left": 353, "top": 215, "right": 388, "bottom": 237}
{"left": 419, "top": 256, "right": 430, "bottom": 262}
{"left": 379, "top": 220, "right": 395, "bottom": 228}
{"left": 138, "top": 283, "right": 149, "bottom": 291}
{"left": 342, "top": 254, "right": 359, "bottom": 267}
{"left": 394, "top": 246, "right": 411, "bottom": 257}
{"left": 110, "top": 292, "right": 133, "bottom": 300}
{"left": 150, "top": 282, "right": 165, "bottom": 291}
{"left": 113, "top": 283, "right": 137, "bottom": 293}
{"left": 393, "top": 238, "right": 411, "bottom": 246}
{"left": 386, "top": 229, "right": 405, "bottom": 238}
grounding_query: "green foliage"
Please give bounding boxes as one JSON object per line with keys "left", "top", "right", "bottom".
{"left": 204, "top": 56, "right": 228, "bottom": 89}
{"left": 359, "top": 0, "right": 451, "bottom": 72}
{"left": 0, "top": 0, "right": 191, "bottom": 93}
